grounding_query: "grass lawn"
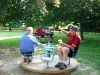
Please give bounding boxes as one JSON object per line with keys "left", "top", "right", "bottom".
{"left": 0, "top": 31, "right": 100, "bottom": 75}
{"left": 0, "top": 31, "right": 25, "bottom": 37}
{"left": 75, "top": 40, "right": 100, "bottom": 75}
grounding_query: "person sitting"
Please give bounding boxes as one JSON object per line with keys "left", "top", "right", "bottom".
{"left": 55, "top": 25, "right": 81, "bottom": 69}
{"left": 35, "top": 26, "right": 45, "bottom": 37}
{"left": 20, "top": 27, "right": 45, "bottom": 63}
{"left": 44, "top": 26, "right": 54, "bottom": 42}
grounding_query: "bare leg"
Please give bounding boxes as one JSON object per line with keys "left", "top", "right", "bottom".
{"left": 62, "top": 47, "right": 70, "bottom": 62}
{"left": 56, "top": 46, "right": 63, "bottom": 61}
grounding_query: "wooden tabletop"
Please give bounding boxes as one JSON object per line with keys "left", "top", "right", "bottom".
{"left": 21, "top": 55, "right": 79, "bottom": 74}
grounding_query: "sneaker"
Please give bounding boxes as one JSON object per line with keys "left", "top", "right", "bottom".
{"left": 55, "top": 62, "right": 62, "bottom": 68}
{"left": 27, "top": 57, "right": 32, "bottom": 64}
{"left": 59, "top": 62, "right": 67, "bottom": 70}
{"left": 24, "top": 58, "right": 27, "bottom": 63}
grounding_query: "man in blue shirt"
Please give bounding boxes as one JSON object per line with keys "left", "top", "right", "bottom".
{"left": 20, "top": 27, "right": 44, "bottom": 63}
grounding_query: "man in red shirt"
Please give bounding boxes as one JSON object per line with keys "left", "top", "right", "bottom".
{"left": 55, "top": 25, "right": 81, "bottom": 69}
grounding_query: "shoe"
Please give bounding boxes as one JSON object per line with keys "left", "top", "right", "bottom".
{"left": 24, "top": 58, "right": 27, "bottom": 63}
{"left": 59, "top": 62, "right": 67, "bottom": 70}
{"left": 27, "top": 57, "right": 32, "bottom": 64}
{"left": 55, "top": 62, "right": 62, "bottom": 68}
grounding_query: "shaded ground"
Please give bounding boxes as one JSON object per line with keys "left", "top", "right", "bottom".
{"left": 0, "top": 45, "right": 26, "bottom": 75}
{"left": 72, "top": 61, "right": 99, "bottom": 75}
{"left": 0, "top": 45, "right": 99, "bottom": 75}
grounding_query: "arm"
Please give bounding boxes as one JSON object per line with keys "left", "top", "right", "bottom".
{"left": 30, "top": 36, "right": 40, "bottom": 46}
{"left": 60, "top": 29, "right": 69, "bottom": 35}
{"left": 58, "top": 40, "right": 74, "bottom": 49}
{"left": 31, "top": 36, "right": 46, "bottom": 47}
{"left": 62, "top": 42, "right": 74, "bottom": 50}
{"left": 61, "top": 37, "right": 80, "bottom": 50}
{"left": 40, "top": 43, "right": 46, "bottom": 47}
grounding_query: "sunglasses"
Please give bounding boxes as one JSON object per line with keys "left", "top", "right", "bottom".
{"left": 28, "top": 30, "right": 31, "bottom": 31}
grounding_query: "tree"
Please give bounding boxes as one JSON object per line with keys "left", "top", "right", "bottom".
{"left": 0, "top": 0, "right": 100, "bottom": 38}
{"left": 44, "top": 0, "right": 100, "bottom": 40}
{"left": 0, "top": 0, "right": 24, "bottom": 31}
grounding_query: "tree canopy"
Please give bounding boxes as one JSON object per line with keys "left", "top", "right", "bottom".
{"left": 0, "top": 0, "right": 100, "bottom": 39}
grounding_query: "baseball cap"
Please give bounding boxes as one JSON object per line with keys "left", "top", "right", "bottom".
{"left": 70, "top": 25, "right": 79, "bottom": 31}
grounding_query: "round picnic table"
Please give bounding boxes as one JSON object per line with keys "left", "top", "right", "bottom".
{"left": 21, "top": 55, "right": 79, "bottom": 75}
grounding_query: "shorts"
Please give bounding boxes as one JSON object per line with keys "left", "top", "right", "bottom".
{"left": 68, "top": 49, "right": 77, "bottom": 57}
{"left": 21, "top": 51, "right": 34, "bottom": 57}
{"left": 46, "top": 33, "right": 53, "bottom": 37}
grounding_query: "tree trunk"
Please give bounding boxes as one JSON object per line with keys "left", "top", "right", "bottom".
{"left": 80, "top": 22, "right": 84, "bottom": 40}
{"left": 73, "top": 20, "right": 84, "bottom": 40}
{"left": 9, "top": 26, "right": 12, "bottom": 31}
{"left": 79, "top": 7, "right": 85, "bottom": 40}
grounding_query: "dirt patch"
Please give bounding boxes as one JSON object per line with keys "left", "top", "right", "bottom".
{"left": 0, "top": 45, "right": 20, "bottom": 61}
{"left": 0, "top": 46, "right": 39, "bottom": 75}
{"left": 1, "top": 59, "right": 30, "bottom": 75}
{"left": 0, "top": 46, "right": 99, "bottom": 75}
{"left": 0, "top": 46, "right": 26, "bottom": 75}
{"left": 72, "top": 61, "right": 99, "bottom": 75}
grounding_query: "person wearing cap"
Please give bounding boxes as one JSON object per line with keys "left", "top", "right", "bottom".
{"left": 55, "top": 25, "right": 81, "bottom": 69}
{"left": 20, "top": 27, "right": 45, "bottom": 63}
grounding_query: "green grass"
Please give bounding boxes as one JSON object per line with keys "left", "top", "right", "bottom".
{"left": 83, "top": 32, "right": 100, "bottom": 40}
{"left": 0, "top": 31, "right": 100, "bottom": 75}
{"left": 75, "top": 40, "right": 100, "bottom": 74}
{"left": 0, "top": 38, "right": 20, "bottom": 46}
{"left": 0, "top": 31, "right": 25, "bottom": 37}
